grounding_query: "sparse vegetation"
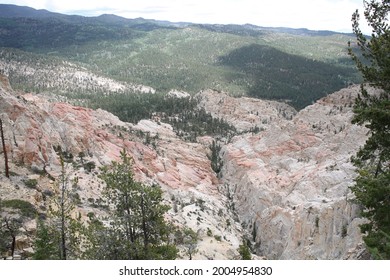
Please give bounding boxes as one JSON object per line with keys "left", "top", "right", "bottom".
{"left": 23, "top": 178, "right": 38, "bottom": 189}
{"left": 1, "top": 199, "right": 37, "bottom": 219}
{"left": 1, "top": 199, "right": 37, "bottom": 258}
{"left": 214, "top": 235, "right": 222, "bottom": 242}
{"left": 342, "top": 224, "right": 348, "bottom": 238}
{"left": 238, "top": 240, "right": 252, "bottom": 260}
{"left": 176, "top": 227, "right": 199, "bottom": 260}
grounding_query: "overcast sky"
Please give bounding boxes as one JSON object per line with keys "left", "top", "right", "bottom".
{"left": 0, "top": 0, "right": 370, "bottom": 33}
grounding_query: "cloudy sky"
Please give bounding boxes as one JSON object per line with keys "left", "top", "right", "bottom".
{"left": 0, "top": 0, "right": 370, "bottom": 33}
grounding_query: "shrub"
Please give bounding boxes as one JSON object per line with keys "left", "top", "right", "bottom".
{"left": 24, "top": 178, "right": 38, "bottom": 189}
{"left": 1, "top": 199, "right": 37, "bottom": 219}
{"left": 214, "top": 235, "right": 222, "bottom": 242}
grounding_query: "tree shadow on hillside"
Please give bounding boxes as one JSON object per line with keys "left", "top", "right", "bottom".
{"left": 218, "top": 44, "right": 359, "bottom": 110}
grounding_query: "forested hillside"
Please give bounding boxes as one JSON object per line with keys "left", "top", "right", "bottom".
{"left": 0, "top": 4, "right": 361, "bottom": 110}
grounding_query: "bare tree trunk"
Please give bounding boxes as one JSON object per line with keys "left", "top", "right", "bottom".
{"left": 141, "top": 193, "right": 149, "bottom": 251}
{"left": 60, "top": 160, "right": 67, "bottom": 260}
{"left": 4, "top": 218, "right": 16, "bottom": 259}
{"left": 0, "top": 118, "right": 9, "bottom": 178}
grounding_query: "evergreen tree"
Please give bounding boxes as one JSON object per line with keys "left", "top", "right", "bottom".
{"left": 95, "top": 150, "right": 178, "bottom": 259}
{"left": 32, "top": 218, "right": 59, "bottom": 260}
{"left": 348, "top": 0, "right": 390, "bottom": 259}
{"left": 0, "top": 199, "right": 37, "bottom": 259}
{"left": 0, "top": 199, "right": 8, "bottom": 258}
{"left": 238, "top": 240, "right": 252, "bottom": 260}
{"left": 208, "top": 140, "right": 223, "bottom": 174}
{"left": 178, "top": 227, "right": 199, "bottom": 260}
{"left": 33, "top": 157, "right": 84, "bottom": 259}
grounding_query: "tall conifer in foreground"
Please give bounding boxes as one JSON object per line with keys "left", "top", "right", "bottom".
{"left": 348, "top": 0, "right": 390, "bottom": 259}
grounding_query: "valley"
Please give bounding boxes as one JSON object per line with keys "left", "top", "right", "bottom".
{"left": 0, "top": 4, "right": 370, "bottom": 260}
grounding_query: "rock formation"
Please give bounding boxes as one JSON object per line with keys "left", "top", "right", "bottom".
{"left": 197, "top": 87, "right": 369, "bottom": 259}
{"left": 0, "top": 74, "right": 370, "bottom": 259}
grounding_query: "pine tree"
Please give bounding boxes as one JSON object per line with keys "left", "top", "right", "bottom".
{"left": 180, "top": 227, "right": 199, "bottom": 260}
{"left": 32, "top": 218, "right": 59, "bottom": 260}
{"left": 348, "top": 0, "right": 390, "bottom": 259}
{"left": 34, "top": 156, "right": 84, "bottom": 259}
{"left": 238, "top": 240, "right": 252, "bottom": 260}
{"left": 95, "top": 149, "right": 177, "bottom": 259}
{"left": 208, "top": 140, "right": 223, "bottom": 174}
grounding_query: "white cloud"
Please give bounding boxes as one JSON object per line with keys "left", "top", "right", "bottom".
{"left": 0, "top": 0, "right": 370, "bottom": 33}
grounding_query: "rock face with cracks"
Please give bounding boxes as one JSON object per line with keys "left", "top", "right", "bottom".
{"left": 0, "top": 74, "right": 370, "bottom": 259}
{"left": 0, "top": 75, "right": 241, "bottom": 260}
{"left": 203, "top": 87, "right": 370, "bottom": 259}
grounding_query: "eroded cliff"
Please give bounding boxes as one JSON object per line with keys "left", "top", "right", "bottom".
{"left": 0, "top": 75, "right": 370, "bottom": 259}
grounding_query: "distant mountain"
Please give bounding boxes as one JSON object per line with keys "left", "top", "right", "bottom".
{"left": 0, "top": 5, "right": 177, "bottom": 49}
{"left": 195, "top": 23, "right": 347, "bottom": 37}
{"left": 249, "top": 25, "right": 349, "bottom": 36}
{"left": 0, "top": 4, "right": 182, "bottom": 29}
{"left": 0, "top": 4, "right": 60, "bottom": 18}
{"left": 0, "top": 4, "right": 349, "bottom": 35}
{"left": 0, "top": 4, "right": 360, "bottom": 110}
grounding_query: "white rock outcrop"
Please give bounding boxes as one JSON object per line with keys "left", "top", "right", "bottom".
{"left": 0, "top": 73, "right": 372, "bottom": 259}
{"left": 210, "top": 86, "right": 370, "bottom": 259}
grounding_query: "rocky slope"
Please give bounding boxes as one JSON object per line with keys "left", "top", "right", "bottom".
{"left": 0, "top": 74, "right": 242, "bottom": 260}
{"left": 199, "top": 87, "right": 370, "bottom": 259}
{"left": 0, "top": 74, "right": 370, "bottom": 259}
{"left": 0, "top": 49, "right": 155, "bottom": 95}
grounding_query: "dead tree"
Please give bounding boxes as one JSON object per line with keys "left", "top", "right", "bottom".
{"left": 0, "top": 118, "right": 9, "bottom": 178}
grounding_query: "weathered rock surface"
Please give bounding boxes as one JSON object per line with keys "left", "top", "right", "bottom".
{"left": 0, "top": 75, "right": 241, "bottom": 259}
{"left": 196, "top": 89, "right": 296, "bottom": 133}
{"left": 0, "top": 49, "right": 156, "bottom": 94}
{"left": 205, "top": 87, "right": 370, "bottom": 259}
{"left": 0, "top": 74, "right": 371, "bottom": 259}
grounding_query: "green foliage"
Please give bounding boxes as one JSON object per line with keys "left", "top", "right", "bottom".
{"left": 0, "top": 199, "right": 37, "bottom": 219}
{"left": 32, "top": 218, "right": 60, "bottom": 260}
{"left": 83, "top": 161, "right": 96, "bottom": 173}
{"left": 89, "top": 149, "right": 178, "bottom": 259}
{"left": 1, "top": 8, "right": 361, "bottom": 109}
{"left": 239, "top": 240, "right": 252, "bottom": 260}
{"left": 176, "top": 227, "right": 199, "bottom": 260}
{"left": 0, "top": 199, "right": 7, "bottom": 257}
{"left": 0, "top": 199, "right": 36, "bottom": 258}
{"left": 23, "top": 178, "right": 38, "bottom": 189}
{"left": 0, "top": 15, "right": 147, "bottom": 51}
{"left": 82, "top": 93, "right": 236, "bottom": 141}
{"left": 214, "top": 235, "right": 222, "bottom": 242}
{"left": 219, "top": 44, "right": 357, "bottom": 109}
{"left": 36, "top": 157, "right": 85, "bottom": 260}
{"left": 348, "top": 0, "right": 390, "bottom": 259}
{"left": 208, "top": 140, "right": 223, "bottom": 174}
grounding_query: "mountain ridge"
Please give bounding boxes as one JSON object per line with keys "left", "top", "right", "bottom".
{"left": 0, "top": 4, "right": 361, "bottom": 110}
{"left": 0, "top": 4, "right": 351, "bottom": 35}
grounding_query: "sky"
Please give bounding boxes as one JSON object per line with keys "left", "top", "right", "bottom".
{"left": 0, "top": 0, "right": 370, "bottom": 33}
